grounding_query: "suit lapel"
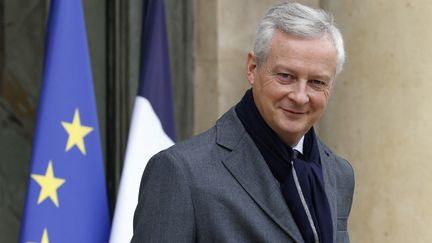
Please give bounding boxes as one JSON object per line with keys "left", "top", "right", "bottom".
{"left": 318, "top": 141, "right": 338, "bottom": 243}
{"left": 216, "top": 109, "right": 304, "bottom": 243}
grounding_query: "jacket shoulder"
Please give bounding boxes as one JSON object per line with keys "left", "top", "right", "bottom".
{"left": 319, "top": 141, "right": 354, "bottom": 179}
{"left": 157, "top": 108, "right": 244, "bottom": 164}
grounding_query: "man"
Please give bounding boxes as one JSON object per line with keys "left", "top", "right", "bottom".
{"left": 132, "top": 2, "right": 354, "bottom": 243}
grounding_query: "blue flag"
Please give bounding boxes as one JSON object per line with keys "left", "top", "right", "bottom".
{"left": 19, "top": 0, "right": 110, "bottom": 242}
{"left": 109, "top": 0, "right": 175, "bottom": 241}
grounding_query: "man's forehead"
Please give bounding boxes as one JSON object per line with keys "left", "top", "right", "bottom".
{"left": 266, "top": 33, "right": 337, "bottom": 72}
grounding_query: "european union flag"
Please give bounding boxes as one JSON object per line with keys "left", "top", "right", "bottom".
{"left": 19, "top": 0, "right": 110, "bottom": 242}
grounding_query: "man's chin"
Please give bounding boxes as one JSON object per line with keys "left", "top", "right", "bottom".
{"left": 277, "top": 125, "right": 306, "bottom": 136}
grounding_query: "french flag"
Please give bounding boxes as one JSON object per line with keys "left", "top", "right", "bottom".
{"left": 109, "top": 0, "right": 175, "bottom": 242}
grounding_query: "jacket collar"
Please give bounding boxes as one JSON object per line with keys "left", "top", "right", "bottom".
{"left": 215, "top": 108, "right": 338, "bottom": 243}
{"left": 216, "top": 108, "right": 304, "bottom": 243}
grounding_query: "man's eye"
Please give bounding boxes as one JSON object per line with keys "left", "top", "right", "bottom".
{"left": 311, "top": 79, "right": 324, "bottom": 85}
{"left": 309, "top": 80, "right": 328, "bottom": 89}
{"left": 276, "top": 73, "right": 295, "bottom": 83}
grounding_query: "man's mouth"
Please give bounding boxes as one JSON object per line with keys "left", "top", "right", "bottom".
{"left": 281, "top": 108, "right": 306, "bottom": 115}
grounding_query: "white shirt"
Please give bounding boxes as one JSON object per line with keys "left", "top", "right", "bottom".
{"left": 292, "top": 136, "right": 305, "bottom": 155}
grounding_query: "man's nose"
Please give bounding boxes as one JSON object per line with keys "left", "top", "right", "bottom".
{"left": 287, "top": 81, "right": 309, "bottom": 105}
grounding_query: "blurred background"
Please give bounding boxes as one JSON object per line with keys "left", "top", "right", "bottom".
{"left": 1, "top": 0, "right": 431, "bottom": 242}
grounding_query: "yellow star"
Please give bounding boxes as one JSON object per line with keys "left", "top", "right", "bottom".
{"left": 25, "top": 228, "right": 49, "bottom": 243}
{"left": 41, "top": 228, "right": 49, "bottom": 243}
{"left": 31, "top": 161, "right": 65, "bottom": 207}
{"left": 61, "top": 109, "right": 93, "bottom": 155}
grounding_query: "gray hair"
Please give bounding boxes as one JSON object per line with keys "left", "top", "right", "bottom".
{"left": 254, "top": 2, "right": 345, "bottom": 75}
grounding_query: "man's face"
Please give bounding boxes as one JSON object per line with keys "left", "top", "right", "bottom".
{"left": 246, "top": 31, "right": 337, "bottom": 146}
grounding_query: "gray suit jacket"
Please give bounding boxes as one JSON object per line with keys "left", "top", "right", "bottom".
{"left": 132, "top": 108, "right": 355, "bottom": 243}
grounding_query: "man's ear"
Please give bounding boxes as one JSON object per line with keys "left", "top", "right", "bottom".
{"left": 246, "top": 52, "right": 257, "bottom": 86}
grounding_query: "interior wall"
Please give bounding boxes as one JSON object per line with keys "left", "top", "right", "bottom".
{"left": 320, "top": 0, "right": 432, "bottom": 242}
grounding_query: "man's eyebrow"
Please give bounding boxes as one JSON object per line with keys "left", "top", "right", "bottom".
{"left": 272, "top": 65, "right": 333, "bottom": 81}
{"left": 272, "top": 64, "right": 296, "bottom": 73}
{"left": 310, "top": 74, "right": 332, "bottom": 81}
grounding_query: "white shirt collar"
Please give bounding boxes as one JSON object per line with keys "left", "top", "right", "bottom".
{"left": 292, "top": 136, "right": 305, "bottom": 154}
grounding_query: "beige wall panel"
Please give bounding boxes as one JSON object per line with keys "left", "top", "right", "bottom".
{"left": 194, "top": 0, "right": 219, "bottom": 134}
{"left": 320, "top": 0, "right": 432, "bottom": 242}
{"left": 194, "top": 60, "right": 219, "bottom": 133}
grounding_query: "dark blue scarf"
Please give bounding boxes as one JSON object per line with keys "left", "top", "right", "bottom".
{"left": 235, "top": 89, "right": 333, "bottom": 243}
